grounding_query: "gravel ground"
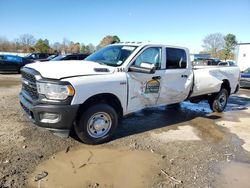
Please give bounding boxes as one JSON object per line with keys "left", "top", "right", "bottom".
{"left": 0, "top": 74, "right": 250, "bottom": 188}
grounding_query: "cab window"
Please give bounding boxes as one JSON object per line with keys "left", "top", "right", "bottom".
{"left": 133, "top": 47, "right": 162, "bottom": 70}
{"left": 166, "top": 48, "right": 187, "bottom": 69}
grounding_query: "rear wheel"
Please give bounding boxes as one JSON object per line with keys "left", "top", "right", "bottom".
{"left": 209, "top": 88, "right": 229, "bottom": 112}
{"left": 74, "top": 104, "right": 118, "bottom": 144}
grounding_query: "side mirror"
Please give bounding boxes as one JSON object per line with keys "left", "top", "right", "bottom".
{"left": 129, "top": 62, "right": 156, "bottom": 74}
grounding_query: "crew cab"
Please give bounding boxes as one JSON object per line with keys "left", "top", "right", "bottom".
{"left": 19, "top": 43, "right": 240, "bottom": 144}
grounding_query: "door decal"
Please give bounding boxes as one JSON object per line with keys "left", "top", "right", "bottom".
{"left": 145, "top": 79, "right": 160, "bottom": 93}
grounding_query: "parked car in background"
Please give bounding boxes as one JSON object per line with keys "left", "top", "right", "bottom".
{"left": 218, "top": 61, "right": 236, "bottom": 66}
{"left": 0, "top": 55, "right": 33, "bottom": 72}
{"left": 192, "top": 58, "right": 221, "bottom": 66}
{"left": 50, "top": 53, "right": 89, "bottom": 61}
{"left": 207, "top": 58, "right": 221, "bottom": 65}
{"left": 240, "top": 67, "right": 250, "bottom": 88}
{"left": 36, "top": 54, "right": 58, "bottom": 62}
{"left": 25, "top": 53, "right": 52, "bottom": 60}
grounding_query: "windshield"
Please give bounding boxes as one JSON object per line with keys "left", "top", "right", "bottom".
{"left": 85, "top": 45, "right": 137, "bottom": 66}
{"left": 50, "top": 55, "right": 66, "bottom": 61}
{"left": 243, "top": 68, "right": 250, "bottom": 74}
{"left": 47, "top": 54, "right": 57, "bottom": 60}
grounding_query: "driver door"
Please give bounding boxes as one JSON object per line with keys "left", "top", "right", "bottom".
{"left": 127, "top": 46, "right": 164, "bottom": 113}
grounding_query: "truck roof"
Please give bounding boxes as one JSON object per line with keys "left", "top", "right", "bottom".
{"left": 113, "top": 42, "right": 189, "bottom": 51}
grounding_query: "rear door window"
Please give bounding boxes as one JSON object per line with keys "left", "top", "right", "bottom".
{"left": 166, "top": 48, "right": 187, "bottom": 69}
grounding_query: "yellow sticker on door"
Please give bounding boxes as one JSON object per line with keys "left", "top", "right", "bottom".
{"left": 145, "top": 79, "right": 160, "bottom": 93}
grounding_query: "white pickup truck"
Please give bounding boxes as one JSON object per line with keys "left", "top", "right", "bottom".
{"left": 19, "top": 43, "right": 240, "bottom": 144}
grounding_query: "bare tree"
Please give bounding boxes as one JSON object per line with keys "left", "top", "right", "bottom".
{"left": 72, "top": 42, "right": 80, "bottom": 53}
{"left": 62, "top": 38, "right": 70, "bottom": 54}
{"left": 87, "top": 43, "right": 96, "bottom": 53}
{"left": 51, "top": 42, "right": 61, "bottom": 53}
{"left": 17, "top": 34, "right": 36, "bottom": 52}
{"left": 202, "top": 33, "right": 224, "bottom": 57}
{"left": 0, "top": 37, "right": 10, "bottom": 51}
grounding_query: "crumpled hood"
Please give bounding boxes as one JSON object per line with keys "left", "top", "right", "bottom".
{"left": 25, "top": 60, "right": 115, "bottom": 79}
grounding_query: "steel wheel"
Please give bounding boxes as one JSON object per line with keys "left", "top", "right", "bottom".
{"left": 74, "top": 103, "right": 118, "bottom": 144}
{"left": 209, "top": 88, "right": 229, "bottom": 112}
{"left": 87, "top": 112, "right": 112, "bottom": 138}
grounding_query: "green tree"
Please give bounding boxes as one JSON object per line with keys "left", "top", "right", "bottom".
{"left": 98, "top": 35, "right": 120, "bottom": 49}
{"left": 34, "top": 39, "right": 50, "bottom": 53}
{"left": 81, "top": 43, "right": 96, "bottom": 54}
{"left": 220, "top": 34, "right": 237, "bottom": 60}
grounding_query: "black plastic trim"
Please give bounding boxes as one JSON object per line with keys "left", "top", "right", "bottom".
{"left": 19, "top": 93, "right": 79, "bottom": 130}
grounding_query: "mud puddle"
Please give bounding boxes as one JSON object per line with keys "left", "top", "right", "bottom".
{"left": 214, "top": 161, "right": 250, "bottom": 188}
{"left": 0, "top": 80, "right": 20, "bottom": 87}
{"left": 28, "top": 147, "right": 160, "bottom": 188}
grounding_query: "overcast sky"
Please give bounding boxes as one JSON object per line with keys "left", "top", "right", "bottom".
{"left": 0, "top": 0, "right": 249, "bottom": 53}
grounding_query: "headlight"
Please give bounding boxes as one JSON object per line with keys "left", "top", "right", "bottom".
{"left": 37, "top": 82, "right": 75, "bottom": 100}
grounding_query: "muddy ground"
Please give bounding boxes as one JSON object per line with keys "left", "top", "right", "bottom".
{"left": 0, "top": 74, "right": 250, "bottom": 188}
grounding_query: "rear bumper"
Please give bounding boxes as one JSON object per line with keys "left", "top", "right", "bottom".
{"left": 19, "top": 93, "right": 79, "bottom": 131}
{"left": 240, "top": 80, "right": 250, "bottom": 88}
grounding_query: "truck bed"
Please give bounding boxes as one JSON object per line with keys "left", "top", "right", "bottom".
{"left": 190, "top": 66, "right": 240, "bottom": 97}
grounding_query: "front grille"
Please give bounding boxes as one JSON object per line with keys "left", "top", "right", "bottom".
{"left": 21, "top": 69, "right": 39, "bottom": 100}
{"left": 22, "top": 83, "right": 39, "bottom": 99}
{"left": 22, "top": 70, "right": 36, "bottom": 83}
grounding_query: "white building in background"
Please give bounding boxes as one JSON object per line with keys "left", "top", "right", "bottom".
{"left": 236, "top": 43, "right": 250, "bottom": 71}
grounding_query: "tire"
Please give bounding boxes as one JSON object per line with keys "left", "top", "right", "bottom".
{"left": 209, "top": 88, "right": 229, "bottom": 112}
{"left": 74, "top": 104, "right": 118, "bottom": 144}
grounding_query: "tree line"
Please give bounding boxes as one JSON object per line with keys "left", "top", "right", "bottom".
{"left": 201, "top": 33, "right": 237, "bottom": 60}
{"left": 0, "top": 34, "right": 120, "bottom": 54}
{"left": 0, "top": 32, "right": 237, "bottom": 60}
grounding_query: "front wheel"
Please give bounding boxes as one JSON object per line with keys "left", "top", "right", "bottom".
{"left": 74, "top": 104, "right": 118, "bottom": 144}
{"left": 209, "top": 88, "right": 229, "bottom": 112}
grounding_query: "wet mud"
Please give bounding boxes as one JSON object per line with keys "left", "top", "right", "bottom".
{"left": 214, "top": 161, "right": 250, "bottom": 188}
{"left": 28, "top": 148, "right": 160, "bottom": 188}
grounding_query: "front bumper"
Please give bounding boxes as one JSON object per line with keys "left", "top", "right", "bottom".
{"left": 19, "top": 93, "right": 79, "bottom": 131}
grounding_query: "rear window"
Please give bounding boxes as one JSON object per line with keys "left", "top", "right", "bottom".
{"left": 64, "top": 55, "right": 78, "bottom": 60}
{"left": 39, "top": 54, "right": 47, "bottom": 59}
{"left": 166, "top": 48, "right": 187, "bottom": 69}
{"left": 78, "top": 54, "right": 88, "bottom": 60}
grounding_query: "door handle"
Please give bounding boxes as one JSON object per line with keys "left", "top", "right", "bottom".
{"left": 181, "top": 75, "right": 188, "bottom": 78}
{"left": 152, "top": 76, "right": 161, "bottom": 80}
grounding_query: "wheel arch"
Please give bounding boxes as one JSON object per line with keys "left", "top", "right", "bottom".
{"left": 76, "top": 93, "right": 123, "bottom": 123}
{"left": 221, "top": 79, "right": 231, "bottom": 95}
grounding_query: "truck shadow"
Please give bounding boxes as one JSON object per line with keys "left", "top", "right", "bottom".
{"left": 113, "top": 95, "right": 250, "bottom": 141}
